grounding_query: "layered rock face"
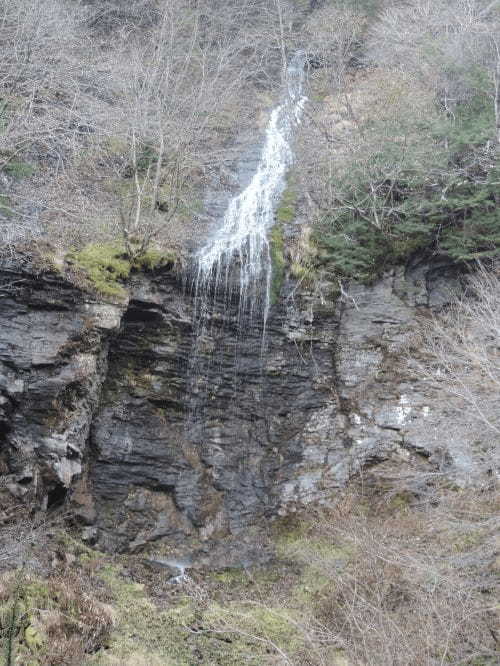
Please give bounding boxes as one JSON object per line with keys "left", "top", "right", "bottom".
{"left": 335, "top": 259, "right": 496, "bottom": 489}
{"left": 0, "top": 255, "right": 123, "bottom": 513}
{"left": 87, "top": 268, "right": 340, "bottom": 553}
{"left": 0, "top": 252, "right": 494, "bottom": 556}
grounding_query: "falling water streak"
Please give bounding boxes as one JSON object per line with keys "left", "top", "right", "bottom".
{"left": 188, "top": 54, "right": 307, "bottom": 426}
{"left": 196, "top": 53, "right": 306, "bottom": 331}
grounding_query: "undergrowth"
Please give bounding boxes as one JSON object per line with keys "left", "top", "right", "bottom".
{"left": 1, "top": 484, "right": 497, "bottom": 665}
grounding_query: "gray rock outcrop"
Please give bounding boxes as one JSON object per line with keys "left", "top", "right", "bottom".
{"left": 0, "top": 250, "right": 495, "bottom": 558}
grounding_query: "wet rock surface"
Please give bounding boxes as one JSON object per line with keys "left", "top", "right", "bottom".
{"left": 88, "top": 267, "right": 340, "bottom": 553}
{"left": 0, "top": 251, "right": 495, "bottom": 562}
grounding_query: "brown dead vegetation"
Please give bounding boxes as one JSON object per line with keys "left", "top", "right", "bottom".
{"left": 0, "top": 479, "right": 498, "bottom": 665}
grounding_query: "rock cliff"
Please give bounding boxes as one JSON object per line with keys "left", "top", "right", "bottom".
{"left": 0, "top": 249, "right": 493, "bottom": 560}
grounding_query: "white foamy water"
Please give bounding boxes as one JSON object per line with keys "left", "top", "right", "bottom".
{"left": 195, "top": 52, "right": 307, "bottom": 333}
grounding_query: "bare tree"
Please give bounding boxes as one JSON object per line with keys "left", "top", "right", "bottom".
{"left": 367, "top": 0, "right": 500, "bottom": 144}
{"left": 0, "top": 0, "right": 299, "bottom": 253}
{"left": 420, "top": 263, "right": 500, "bottom": 434}
{"left": 304, "top": 3, "right": 366, "bottom": 93}
{"left": 106, "top": 0, "right": 300, "bottom": 257}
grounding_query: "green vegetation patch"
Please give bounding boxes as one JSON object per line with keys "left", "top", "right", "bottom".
{"left": 276, "top": 183, "right": 298, "bottom": 224}
{"left": 276, "top": 527, "right": 352, "bottom": 602}
{"left": 88, "top": 563, "right": 189, "bottom": 664}
{"left": 310, "top": 60, "right": 500, "bottom": 283}
{"left": 269, "top": 222, "right": 285, "bottom": 304}
{"left": 0, "top": 569, "right": 113, "bottom": 666}
{"left": 91, "top": 563, "right": 304, "bottom": 666}
{"left": 268, "top": 179, "right": 300, "bottom": 302}
{"left": 3, "top": 160, "right": 35, "bottom": 179}
{"left": 137, "top": 247, "right": 176, "bottom": 270}
{"left": 203, "top": 602, "right": 303, "bottom": 658}
{"left": 70, "top": 243, "right": 175, "bottom": 298}
{"left": 72, "top": 243, "right": 132, "bottom": 298}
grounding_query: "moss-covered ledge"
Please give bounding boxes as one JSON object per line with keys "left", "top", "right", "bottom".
{"left": 67, "top": 243, "right": 177, "bottom": 299}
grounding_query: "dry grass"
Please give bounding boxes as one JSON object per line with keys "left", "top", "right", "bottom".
{"left": 301, "top": 489, "right": 499, "bottom": 665}
{"left": 193, "top": 482, "right": 500, "bottom": 666}
{"left": 0, "top": 483, "right": 497, "bottom": 665}
{"left": 0, "top": 567, "right": 114, "bottom": 665}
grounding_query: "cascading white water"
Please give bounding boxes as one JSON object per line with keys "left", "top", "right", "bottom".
{"left": 186, "top": 55, "right": 307, "bottom": 430}
{"left": 195, "top": 53, "right": 307, "bottom": 335}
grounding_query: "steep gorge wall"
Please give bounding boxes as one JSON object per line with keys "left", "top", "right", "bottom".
{"left": 1, "top": 249, "right": 493, "bottom": 562}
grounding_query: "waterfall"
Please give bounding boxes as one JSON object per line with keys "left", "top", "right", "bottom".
{"left": 187, "top": 54, "right": 307, "bottom": 431}
{"left": 194, "top": 52, "right": 307, "bottom": 336}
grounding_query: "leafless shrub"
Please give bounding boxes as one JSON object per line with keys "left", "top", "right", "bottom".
{"left": 268, "top": 487, "right": 500, "bottom": 665}
{"left": 419, "top": 263, "right": 500, "bottom": 435}
{"left": 176, "top": 485, "right": 498, "bottom": 665}
{"left": 303, "top": 3, "right": 366, "bottom": 92}
{"left": 308, "top": 497, "right": 497, "bottom": 665}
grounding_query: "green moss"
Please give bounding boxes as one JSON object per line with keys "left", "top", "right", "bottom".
{"left": 205, "top": 602, "right": 301, "bottom": 653}
{"left": 3, "top": 160, "right": 35, "bottom": 179}
{"left": 24, "top": 624, "right": 44, "bottom": 650}
{"left": 89, "top": 562, "right": 305, "bottom": 665}
{"left": 270, "top": 223, "right": 285, "bottom": 304}
{"left": 89, "top": 564, "right": 195, "bottom": 665}
{"left": 269, "top": 182, "right": 299, "bottom": 303}
{"left": 290, "top": 261, "right": 309, "bottom": 280}
{"left": 98, "top": 564, "right": 147, "bottom": 602}
{"left": 133, "top": 247, "right": 175, "bottom": 271}
{"left": 70, "top": 243, "right": 174, "bottom": 298}
{"left": 288, "top": 231, "right": 322, "bottom": 286}
{"left": 71, "top": 243, "right": 131, "bottom": 298}
{"left": 276, "top": 184, "right": 297, "bottom": 224}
